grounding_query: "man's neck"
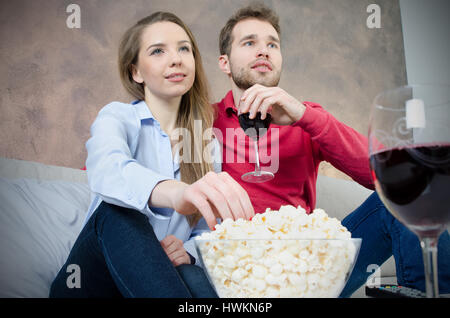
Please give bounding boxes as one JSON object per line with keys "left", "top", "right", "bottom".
{"left": 230, "top": 82, "right": 245, "bottom": 111}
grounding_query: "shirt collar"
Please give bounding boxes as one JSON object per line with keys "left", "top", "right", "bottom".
{"left": 223, "top": 90, "right": 238, "bottom": 116}
{"left": 132, "top": 100, "right": 179, "bottom": 173}
{"left": 132, "top": 100, "right": 156, "bottom": 121}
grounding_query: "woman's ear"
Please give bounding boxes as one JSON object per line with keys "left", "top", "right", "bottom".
{"left": 218, "top": 55, "right": 231, "bottom": 75}
{"left": 131, "top": 64, "right": 144, "bottom": 84}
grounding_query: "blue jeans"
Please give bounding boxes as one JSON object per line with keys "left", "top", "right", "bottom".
{"left": 340, "top": 192, "right": 450, "bottom": 297}
{"left": 49, "top": 202, "right": 218, "bottom": 298}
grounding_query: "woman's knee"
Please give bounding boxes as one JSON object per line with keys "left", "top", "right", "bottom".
{"left": 176, "top": 264, "right": 218, "bottom": 298}
{"left": 94, "top": 202, "right": 156, "bottom": 241}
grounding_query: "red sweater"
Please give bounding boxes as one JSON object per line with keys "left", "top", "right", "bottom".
{"left": 213, "top": 91, "right": 374, "bottom": 214}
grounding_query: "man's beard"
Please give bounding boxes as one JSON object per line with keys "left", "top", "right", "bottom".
{"left": 230, "top": 61, "right": 281, "bottom": 90}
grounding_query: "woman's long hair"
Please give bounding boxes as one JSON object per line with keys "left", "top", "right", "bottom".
{"left": 118, "top": 12, "right": 215, "bottom": 226}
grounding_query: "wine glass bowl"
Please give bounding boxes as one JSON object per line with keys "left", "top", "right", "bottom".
{"left": 238, "top": 112, "right": 272, "bottom": 140}
{"left": 368, "top": 84, "right": 450, "bottom": 297}
{"left": 238, "top": 111, "right": 275, "bottom": 183}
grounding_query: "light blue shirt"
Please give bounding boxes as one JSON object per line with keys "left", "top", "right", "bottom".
{"left": 84, "top": 100, "right": 221, "bottom": 263}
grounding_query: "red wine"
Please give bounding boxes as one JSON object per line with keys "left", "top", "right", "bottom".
{"left": 238, "top": 112, "right": 272, "bottom": 140}
{"left": 370, "top": 144, "right": 450, "bottom": 237}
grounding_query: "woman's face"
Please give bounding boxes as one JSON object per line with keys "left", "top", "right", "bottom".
{"left": 132, "top": 21, "right": 195, "bottom": 101}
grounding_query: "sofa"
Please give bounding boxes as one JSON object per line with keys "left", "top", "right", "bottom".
{"left": 0, "top": 156, "right": 397, "bottom": 298}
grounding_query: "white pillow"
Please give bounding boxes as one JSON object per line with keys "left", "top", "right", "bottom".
{"left": 316, "top": 174, "right": 372, "bottom": 221}
{"left": 0, "top": 177, "right": 90, "bottom": 297}
{"left": 0, "top": 157, "right": 87, "bottom": 183}
{"left": 316, "top": 174, "right": 397, "bottom": 278}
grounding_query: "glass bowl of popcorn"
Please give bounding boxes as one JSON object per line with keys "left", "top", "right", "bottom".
{"left": 194, "top": 205, "right": 362, "bottom": 298}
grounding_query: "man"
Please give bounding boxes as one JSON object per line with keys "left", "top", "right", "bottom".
{"left": 212, "top": 4, "right": 450, "bottom": 297}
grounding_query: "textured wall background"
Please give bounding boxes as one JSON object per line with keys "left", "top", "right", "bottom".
{"left": 0, "top": 0, "right": 406, "bottom": 179}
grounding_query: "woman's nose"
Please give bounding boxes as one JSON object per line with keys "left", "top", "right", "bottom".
{"left": 170, "top": 50, "right": 182, "bottom": 67}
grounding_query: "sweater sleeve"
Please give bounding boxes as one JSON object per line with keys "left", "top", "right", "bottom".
{"left": 292, "top": 102, "right": 374, "bottom": 190}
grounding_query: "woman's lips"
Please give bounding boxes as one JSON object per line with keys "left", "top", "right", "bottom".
{"left": 165, "top": 73, "right": 186, "bottom": 82}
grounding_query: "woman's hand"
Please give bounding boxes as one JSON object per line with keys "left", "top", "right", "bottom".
{"left": 160, "top": 235, "right": 190, "bottom": 266}
{"left": 239, "top": 84, "right": 306, "bottom": 125}
{"left": 150, "top": 172, "right": 255, "bottom": 230}
{"left": 171, "top": 172, "right": 255, "bottom": 230}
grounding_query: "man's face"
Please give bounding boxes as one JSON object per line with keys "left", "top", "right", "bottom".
{"left": 227, "top": 18, "right": 282, "bottom": 89}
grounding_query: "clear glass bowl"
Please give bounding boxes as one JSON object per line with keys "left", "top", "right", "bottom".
{"left": 195, "top": 238, "right": 361, "bottom": 298}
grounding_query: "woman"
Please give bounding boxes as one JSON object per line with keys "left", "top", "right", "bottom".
{"left": 50, "top": 12, "right": 254, "bottom": 298}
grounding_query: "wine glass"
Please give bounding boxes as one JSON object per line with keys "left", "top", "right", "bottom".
{"left": 238, "top": 110, "right": 274, "bottom": 183}
{"left": 368, "top": 84, "right": 450, "bottom": 298}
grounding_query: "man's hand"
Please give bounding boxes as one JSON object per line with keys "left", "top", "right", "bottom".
{"left": 160, "top": 235, "right": 191, "bottom": 267}
{"left": 239, "top": 84, "right": 306, "bottom": 125}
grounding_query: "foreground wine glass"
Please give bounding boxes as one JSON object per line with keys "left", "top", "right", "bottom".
{"left": 238, "top": 110, "right": 274, "bottom": 183}
{"left": 368, "top": 84, "right": 450, "bottom": 297}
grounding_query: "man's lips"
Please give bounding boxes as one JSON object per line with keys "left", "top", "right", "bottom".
{"left": 251, "top": 60, "right": 272, "bottom": 71}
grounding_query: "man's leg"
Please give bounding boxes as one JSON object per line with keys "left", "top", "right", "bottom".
{"left": 390, "top": 217, "right": 450, "bottom": 294}
{"left": 339, "top": 192, "right": 394, "bottom": 297}
{"left": 339, "top": 192, "right": 450, "bottom": 297}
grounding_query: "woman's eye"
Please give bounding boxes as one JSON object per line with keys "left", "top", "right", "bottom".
{"left": 150, "top": 48, "right": 163, "bottom": 55}
{"left": 179, "top": 46, "right": 191, "bottom": 52}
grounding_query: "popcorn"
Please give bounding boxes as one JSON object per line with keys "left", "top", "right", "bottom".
{"left": 195, "top": 205, "right": 359, "bottom": 298}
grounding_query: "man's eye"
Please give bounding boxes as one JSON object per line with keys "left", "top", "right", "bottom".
{"left": 150, "top": 48, "right": 163, "bottom": 55}
{"left": 268, "top": 43, "right": 278, "bottom": 49}
{"left": 244, "top": 41, "right": 254, "bottom": 46}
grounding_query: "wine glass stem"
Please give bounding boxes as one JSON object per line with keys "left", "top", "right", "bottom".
{"left": 253, "top": 139, "right": 261, "bottom": 175}
{"left": 420, "top": 236, "right": 439, "bottom": 298}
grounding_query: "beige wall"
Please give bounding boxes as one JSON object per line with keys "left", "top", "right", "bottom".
{"left": 0, "top": 0, "right": 406, "bottom": 179}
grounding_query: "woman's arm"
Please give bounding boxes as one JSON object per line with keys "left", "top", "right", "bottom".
{"left": 86, "top": 103, "right": 172, "bottom": 212}
{"left": 88, "top": 103, "right": 254, "bottom": 229}
{"left": 150, "top": 172, "right": 254, "bottom": 230}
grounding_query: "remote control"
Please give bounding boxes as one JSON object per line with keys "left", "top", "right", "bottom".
{"left": 365, "top": 284, "right": 426, "bottom": 298}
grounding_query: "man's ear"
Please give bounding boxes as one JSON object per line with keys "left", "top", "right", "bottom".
{"left": 218, "top": 55, "right": 231, "bottom": 75}
{"left": 131, "top": 64, "right": 144, "bottom": 84}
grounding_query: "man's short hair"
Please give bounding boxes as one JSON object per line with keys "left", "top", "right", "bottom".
{"left": 219, "top": 3, "right": 281, "bottom": 56}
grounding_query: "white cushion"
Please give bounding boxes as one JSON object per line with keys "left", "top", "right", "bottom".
{"left": 0, "top": 157, "right": 87, "bottom": 183}
{"left": 316, "top": 174, "right": 373, "bottom": 220}
{"left": 0, "top": 177, "right": 90, "bottom": 297}
{"left": 316, "top": 174, "right": 396, "bottom": 278}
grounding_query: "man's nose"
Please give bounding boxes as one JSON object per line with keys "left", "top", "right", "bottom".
{"left": 256, "top": 44, "right": 269, "bottom": 59}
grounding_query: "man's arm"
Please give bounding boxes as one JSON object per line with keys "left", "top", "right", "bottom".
{"left": 294, "top": 102, "right": 374, "bottom": 190}
{"left": 238, "top": 84, "right": 374, "bottom": 189}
